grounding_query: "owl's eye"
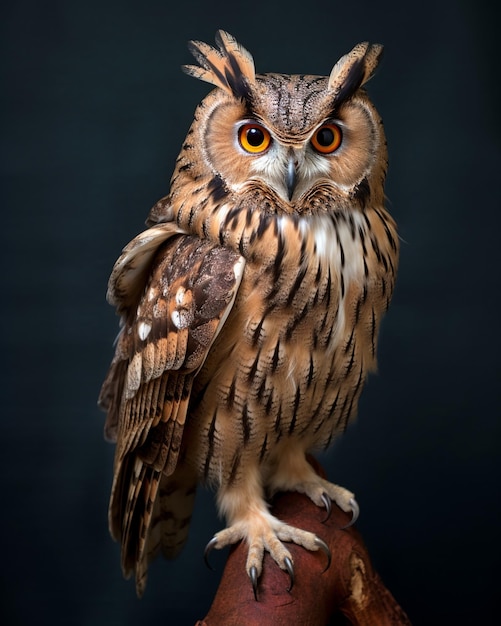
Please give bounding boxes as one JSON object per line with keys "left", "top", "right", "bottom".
{"left": 311, "top": 123, "right": 343, "bottom": 154}
{"left": 238, "top": 123, "right": 272, "bottom": 154}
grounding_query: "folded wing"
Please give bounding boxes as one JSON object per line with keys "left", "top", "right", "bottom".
{"left": 99, "top": 224, "right": 245, "bottom": 592}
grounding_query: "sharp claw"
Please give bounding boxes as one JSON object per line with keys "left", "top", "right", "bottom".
{"left": 314, "top": 536, "right": 332, "bottom": 572}
{"left": 249, "top": 565, "right": 259, "bottom": 601}
{"left": 340, "top": 498, "right": 360, "bottom": 530}
{"left": 350, "top": 497, "right": 360, "bottom": 524}
{"left": 320, "top": 492, "right": 332, "bottom": 522}
{"left": 284, "top": 556, "right": 294, "bottom": 592}
{"left": 203, "top": 536, "right": 218, "bottom": 570}
{"left": 339, "top": 497, "right": 360, "bottom": 529}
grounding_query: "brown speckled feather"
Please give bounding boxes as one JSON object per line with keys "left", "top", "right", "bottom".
{"left": 100, "top": 30, "right": 399, "bottom": 596}
{"left": 100, "top": 228, "right": 244, "bottom": 592}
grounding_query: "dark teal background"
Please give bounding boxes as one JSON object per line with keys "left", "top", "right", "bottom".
{"left": 1, "top": 1, "right": 499, "bottom": 624}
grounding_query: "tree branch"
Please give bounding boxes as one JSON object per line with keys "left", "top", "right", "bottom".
{"left": 195, "top": 459, "right": 411, "bottom": 625}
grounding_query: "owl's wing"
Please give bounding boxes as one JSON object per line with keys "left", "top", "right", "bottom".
{"left": 100, "top": 223, "right": 245, "bottom": 456}
{"left": 99, "top": 223, "right": 245, "bottom": 585}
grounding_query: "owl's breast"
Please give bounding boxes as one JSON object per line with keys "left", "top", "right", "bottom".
{"left": 184, "top": 209, "right": 383, "bottom": 483}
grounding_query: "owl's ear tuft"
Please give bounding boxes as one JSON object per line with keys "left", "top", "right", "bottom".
{"left": 183, "top": 30, "right": 256, "bottom": 101}
{"left": 328, "top": 42, "right": 383, "bottom": 106}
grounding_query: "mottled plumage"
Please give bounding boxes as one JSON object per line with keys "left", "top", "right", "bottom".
{"left": 99, "top": 30, "right": 398, "bottom": 597}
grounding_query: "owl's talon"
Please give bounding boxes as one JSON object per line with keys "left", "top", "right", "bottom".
{"left": 249, "top": 565, "right": 259, "bottom": 601}
{"left": 339, "top": 497, "right": 360, "bottom": 529}
{"left": 314, "top": 536, "right": 331, "bottom": 572}
{"left": 203, "top": 536, "right": 218, "bottom": 570}
{"left": 320, "top": 492, "right": 332, "bottom": 522}
{"left": 284, "top": 556, "right": 294, "bottom": 592}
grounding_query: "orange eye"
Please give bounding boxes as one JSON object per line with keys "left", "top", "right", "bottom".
{"left": 238, "top": 123, "right": 271, "bottom": 154}
{"left": 311, "top": 123, "right": 342, "bottom": 154}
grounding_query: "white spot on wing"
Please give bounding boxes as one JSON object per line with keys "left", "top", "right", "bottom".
{"left": 171, "top": 310, "right": 182, "bottom": 328}
{"left": 233, "top": 257, "right": 245, "bottom": 281}
{"left": 175, "top": 286, "right": 186, "bottom": 306}
{"left": 147, "top": 287, "right": 157, "bottom": 301}
{"left": 171, "top": 309, "right": 192, "bottom": 329}
{"left": 138, "top": 321, "right": 152, "bottom": 341}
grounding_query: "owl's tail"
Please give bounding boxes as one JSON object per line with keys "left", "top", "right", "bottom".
{"left": 110, "top": 457, "right": 197, "bottom": 597}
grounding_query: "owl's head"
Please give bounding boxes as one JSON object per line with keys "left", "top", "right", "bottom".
{"left": 178, "top": 31, "right": 387, "bottom": 216}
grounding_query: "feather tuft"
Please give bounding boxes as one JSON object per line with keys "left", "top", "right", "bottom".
{"left": 183, "top": 29, "right": 255, "bottom": 100}
{"left": 328, "top": 42, "right": 384, "bottom": 106}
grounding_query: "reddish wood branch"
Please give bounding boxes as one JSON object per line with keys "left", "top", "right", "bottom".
{"left": 195, "top": 459, "right": 411, "bottom": 625}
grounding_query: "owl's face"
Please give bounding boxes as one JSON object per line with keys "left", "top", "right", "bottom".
{"left": 200, "top": 76, "right": 384, "bottom": 212}
{"left": 179, "top": 35, "right": 387, "bottom": 216}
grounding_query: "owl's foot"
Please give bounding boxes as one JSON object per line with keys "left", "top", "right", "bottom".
{"left": 204, "top": 511, "right": 331, "bottom": 600}
{"left": 287, "top": 476, "right": 359, "bottom": 527}
{"left": 304, "top": 477, "right": 359, "bottom": 527}
{"left": 268, "top": 451, "right": 359, "bottom": 527}
{"left": 319, "top": 491, "right": 359, "bottom": 525}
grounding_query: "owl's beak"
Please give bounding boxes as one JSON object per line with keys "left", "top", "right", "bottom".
{"left": 286, "top": 153, "right": 298, "bottom": 201}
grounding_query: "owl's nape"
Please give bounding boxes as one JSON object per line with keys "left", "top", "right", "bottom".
{"left": 101, "top": 29, "right": 398, "bottom": 600}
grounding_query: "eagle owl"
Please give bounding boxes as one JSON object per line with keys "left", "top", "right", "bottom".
{"left": 99, "top": 30, "right": 398, "bottom": 598}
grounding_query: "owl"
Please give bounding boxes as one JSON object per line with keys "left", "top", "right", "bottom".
{"left": 99, "top": 30, "right": 398, "bottom": 598}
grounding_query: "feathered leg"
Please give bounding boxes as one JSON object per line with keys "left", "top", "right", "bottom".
{"left": 266, "top": 441, "right": 359, "bottom": 525}
{"left": 205, "top": 462, "right": 330, "bottom": 598}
